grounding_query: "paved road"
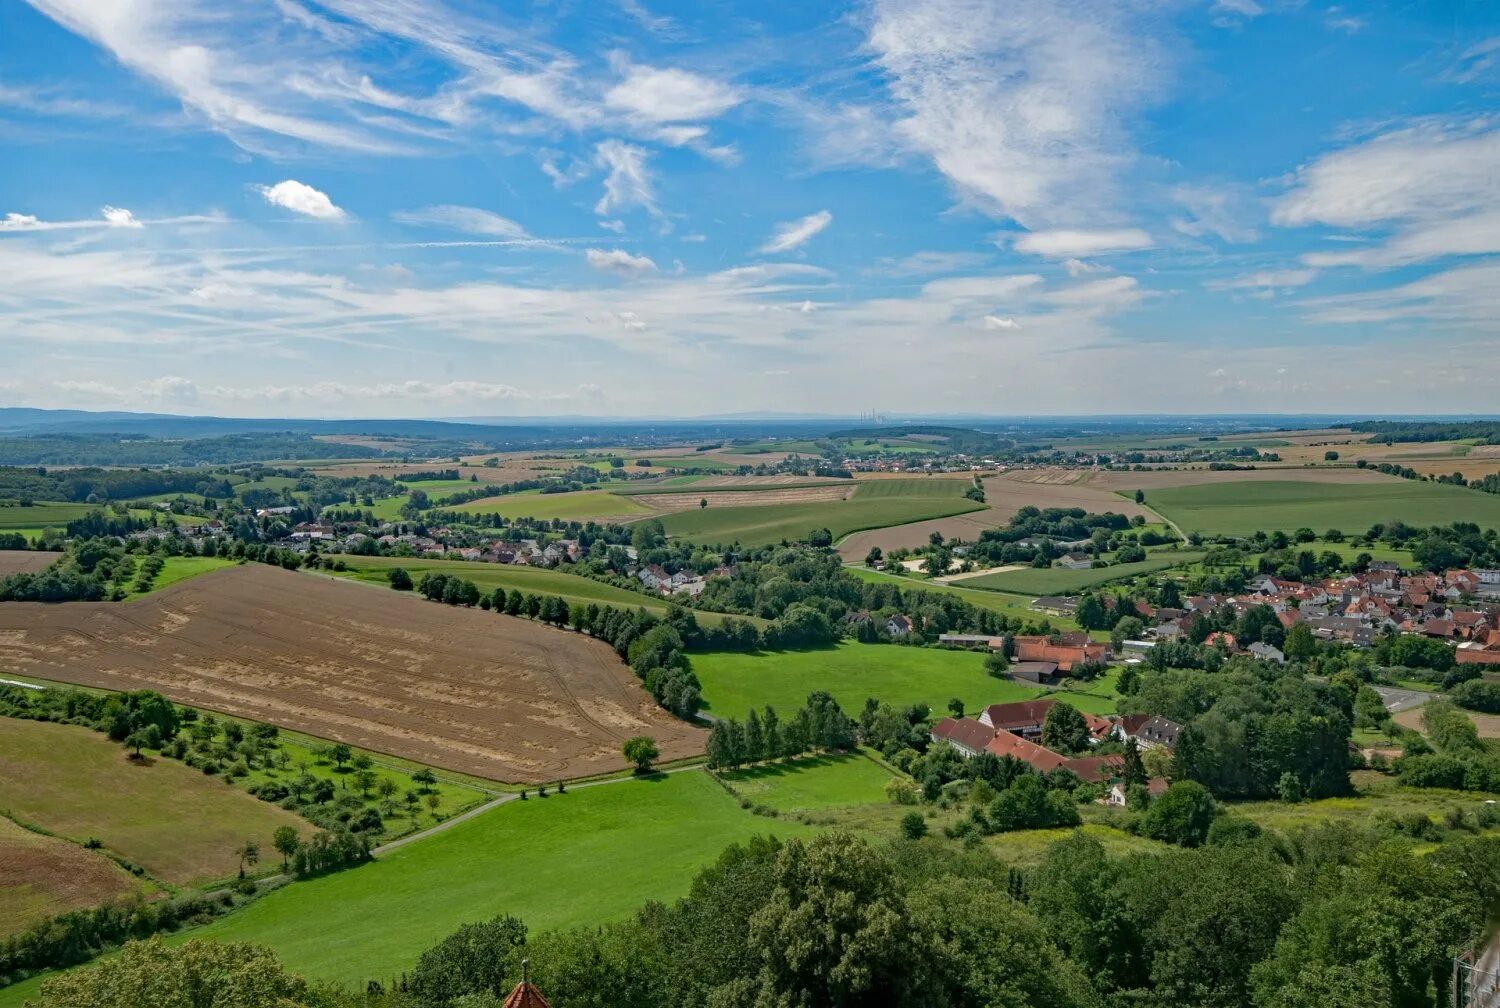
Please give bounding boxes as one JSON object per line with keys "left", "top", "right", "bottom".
{"left": 1369, "top": 683, "right": 1438, "bottom": 714}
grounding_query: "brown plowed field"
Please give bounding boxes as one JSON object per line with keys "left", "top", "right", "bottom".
{"left": 836, "top": 511, "right": 1014, "bottom": 560}
{"left": 0, "top": 565, "right": 703, "bottom": 782}
{"left": 0, "top": 816, "right": 142, "bottom": 936}
{"left": 0, "top": 551, "right": 56, "bottom": 576}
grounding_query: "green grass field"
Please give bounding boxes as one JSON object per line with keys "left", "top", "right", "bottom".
{"left": 692, "top": 641, "right": 1055, "bottom": 720}
{"left": 172, "top": 772, "right": 805, "bottom": 989}
{"left": 1147, "top": 479, "right": 1500, "bottom": 536}
{"left": 718, "top": 752, "right": 894, "bottom": 812}
{"left": 0, "top": 719, "right": 311, "bottom": 888}
{"left": 121, "top": 555, "right": 238, "bottom": 599}
{"left": 397, "top": 478, "right": 487, "bottom": 494}
{"left": 0, "top": 502, "right": 96, "bottom": 531}
{"left": 960, "top": 550, "right": 1206, "bottom": 595}
{"left": 660, "top": 496, "right": 985, "bottom": 548}
{"left": 450, "top": 489, "right": 653, "bottom": 521}
{"left": 851, "top": 478, "right": 971, "bottom": 498}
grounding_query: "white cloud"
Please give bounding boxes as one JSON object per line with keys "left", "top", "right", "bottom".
{"left": 983, "top": 315, "right": 1020, "bottom": 330}
{"left": 605, "top": 62, "right": 740, "bottom": 122}
{"left": 391, "top": 205, "right": 527, "bottom": 238}
{"left": 880, "top": 251, "right": 990, "bottom": 276}
{"left": 1300, "top": 261, "right": 1500, "bottom": 328}
{"left": 0, "top": 207, "right": 219, "bottom": 232}
{"left": 1209, "top": 269, "right": 1317, "bottom": 291}
{"left": 1063, "top": 258, "right": 1107, "bottom": 277}
{"left": 594, "top": 140, "right": 656, "bottom": 216}
{"left": 102, "top": 206, "right": 143, "bottom": 228}
{"left": 1169, "top": 184, "right": 1258, "bottom": 243}
{"left": 760, "top": 210, "right": 833, "bottom": 254}
{"left": 585, "top": 247, "right": 658, "bottom": 274}
{"left": 1273, "top": 118, "right": 1500, "bottom": 268}
{"left": 1012, "top": 228, "right": 1152, "bottom": 257}
{"left": 257, "top": 179, "right": 346, "bottom": 219}
{"left": 1212, "top": 0, "right": 1262, "bottom": 16}
{"left": 864, "top": 0, "right": 1169, "bottom": 227}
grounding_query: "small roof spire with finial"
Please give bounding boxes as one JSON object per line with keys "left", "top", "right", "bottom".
{"left": 502, "top": 959, "right": 551, "bottom": 1008}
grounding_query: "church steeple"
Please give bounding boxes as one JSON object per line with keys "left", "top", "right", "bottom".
{"left": 501, "top": 959, "right": 551, "bottom": 1008}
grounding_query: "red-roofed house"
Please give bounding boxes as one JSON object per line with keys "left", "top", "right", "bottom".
{"left": 985, "top": 729, "right": 1069, "bottom": 773}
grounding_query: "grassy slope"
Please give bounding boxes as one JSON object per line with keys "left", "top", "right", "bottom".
{"left": 1148, "top": 479, "right": 1500, "bottom": 536}
{"left": 0, "top": 817, "right": 149, "bottom": 938}
{"left": 959, "top": 550, "right": 1207, "bottom": 595}
{"left": 121, "top": 556, "right": 238, "bottom": 599}
{"left": 324, "top": 556, "right": 754, "bottom": 626}
{"left": 0, "top": 720, "right": 311, "bottom": 888}
{"left": 661, "top": 496, "right": 985, "bottom": 548}
{"left": 693, "top": 641, "right": 1053, "bottom": 720}
{"left": 719, "top": 753, "right": 893, "bottom": 812}
{"left": 181, "top": 772, "right": 804, "bottom": 988}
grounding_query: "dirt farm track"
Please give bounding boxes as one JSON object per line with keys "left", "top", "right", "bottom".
{"left": 0, "top": 565, "right": 703, "bottom": 782}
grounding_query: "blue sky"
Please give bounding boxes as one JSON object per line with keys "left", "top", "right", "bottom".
{"left": 0, "top": 0, "right": 1496, "bottom": 418}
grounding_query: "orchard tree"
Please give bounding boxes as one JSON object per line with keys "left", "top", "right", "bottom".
{"left": 272, "top": 826, "right": 300, "bottom": 869}
{"left": 623, "top": 735, "right": 660, "bottom": 774}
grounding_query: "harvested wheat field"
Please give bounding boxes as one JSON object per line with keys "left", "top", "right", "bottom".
{"left": 0, "top": 565, "right": 703, "bottom": 782}
{"left": 835, "top": 510, "right": 1013, "bottom": 560}
{"left": 0, "top": 551, "right": 56, "bottom": 576}
{"left": 0, "top": 816, "right": 143, "bottom": 937}
{"left": 983, "top": 471, "right": 1159, "bottom": 519}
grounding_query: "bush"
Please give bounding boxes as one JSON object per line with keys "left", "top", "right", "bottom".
{"left": 900, "top": 811, "right": 928, "bottom": 839}
{"left": 1139, "top": 781, "right": 1218, "bottom": 847}
{"left": 1453, "top": 679, "right": 1500, "bottom": 714}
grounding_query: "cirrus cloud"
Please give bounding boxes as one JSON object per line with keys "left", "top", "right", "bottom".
{"left": 760, "top": 210, "right": 832, "bottom": 253}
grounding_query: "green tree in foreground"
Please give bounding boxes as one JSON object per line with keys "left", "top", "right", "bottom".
{"left": 32, "top": 936, "right": 315, "bottom": 1008}
{"left": 1041, "top": 701, "right": 1090, "bottom": 754}
{"left": 272, "top": 826, "right": 300, "bottom": 870}
{"left": 409, "top": 914, "right": 528, "bottom": 1008}
{"left": 623, "top": 735, "right": 660, "bottom": 774}
{"left": 1139, "top": 780, "right": 1218, "bottom": 847}
{"left": 386, "top": 567, "right": 413, "bottom": 591}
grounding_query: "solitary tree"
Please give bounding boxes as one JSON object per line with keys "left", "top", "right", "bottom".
{"left": 699, "top": 498, "right": 708, "bottom": 509}
{"left": 272, "top": 826, "right": 300, "bottom": 869}
{"left": 328, "top": 743, "right": 353, "bottom": 771}
{"left": 622, "top": 735, "right": 660, "bottom": 774}
{"left": 235, "top": 840, "right": 260, "bottom": 879}
{"left": 411, "top": 767, "right": 438, "bottom": 793}
{"left": 947, "top": 697, "right": 965, "bottom": 718}
{"left": 387, "top": 567, "right": 413, "bottom": 591}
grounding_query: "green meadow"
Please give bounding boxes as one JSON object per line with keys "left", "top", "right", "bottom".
{"left": 1147, "top": 478, "right": 1500, "bottom": 536}
{"left": 718, "top": 752, "right": 893, "bottom": 812}
{"left": 121, "top": 555, "right": 238, "bottom": 598}
{"left": 691, "top": 641, "right": 1044, "bottom": 720}
{"left": 174, "top": 772, "right": 803, "bottom": 989}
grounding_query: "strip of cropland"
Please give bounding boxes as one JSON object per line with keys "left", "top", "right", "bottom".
{"left": 326, "top": 555, "right": 759, "bottom": 626}
{"left": 0, "top": 719, "right": 310, "bottom": 888}
{"left": 1145, "top": 477, "right": 1500, "bottom": 536}
{"left": 0, "top": 564, "right": 704, "bottom": 782}
{"left": 841, "top": 566, "right": 1078, "bottom": 628}
{"left": 0, "top": 550, "right": 55, "bottom": 576}
{"left": 659, "top": 480, "right": 984, "bottom": 548}
{"left": 163, "top": 771, "right": 806, "bottom": 990}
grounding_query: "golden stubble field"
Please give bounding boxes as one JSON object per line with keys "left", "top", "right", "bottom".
{"left": 0, "top": 565, "right": 704, "bottom": 782}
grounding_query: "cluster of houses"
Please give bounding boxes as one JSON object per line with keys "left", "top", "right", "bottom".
{"left": 636, "top": 563, "right": 735, "bottom": 598}
{"left": 1151, "top": 564, "right": 1500, "bottom": 666}
{"left": 931, "top": 697, "right": 1180, "bottom": 804}
{"left": 936, "top": 632, "right": 1110, "bottom": 684}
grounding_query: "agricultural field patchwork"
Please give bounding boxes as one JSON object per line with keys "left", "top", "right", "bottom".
{"left": 658, "top": 488, "right": 985, "bottom": 548}
{"left": 0, "top": 719, "right": 310, "bottom": 888}
{"left": 0, "top": 564, "right": 704, "bottom": 782}
{"left": 449, "top": 489, "right": 653, "bottom": 521}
